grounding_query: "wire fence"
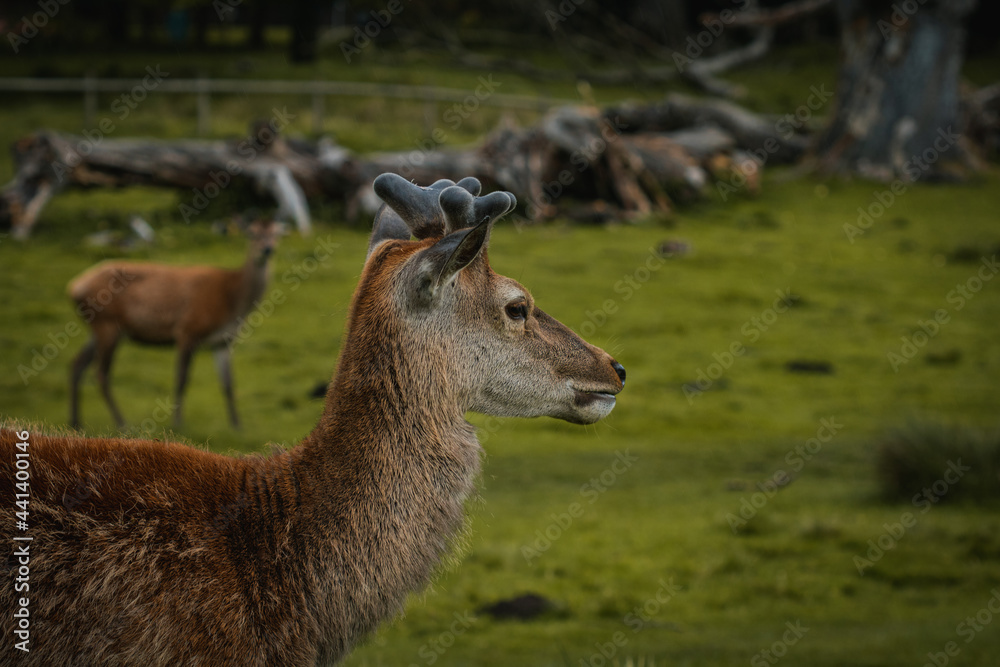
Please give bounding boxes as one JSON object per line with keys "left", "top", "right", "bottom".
{"left": 0, "top": 76, "right": 569, "bottom": 135}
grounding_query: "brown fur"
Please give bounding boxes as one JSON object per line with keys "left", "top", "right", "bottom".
{"left": 1, "top": 178, "right": 624, "bottom": 665}
{"left": 68, "top": 220, "right": 278, "bottom": 428}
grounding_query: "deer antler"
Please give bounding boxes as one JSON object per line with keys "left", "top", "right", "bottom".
{"left": 439, "top": 185, "right": 516, "bottom": 235}
{"left": 369, "top": 173, "right": 516, "bottom": 254}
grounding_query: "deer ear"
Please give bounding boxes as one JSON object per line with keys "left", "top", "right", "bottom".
{"left": 437, "top": 216, "right": 492, "bottom": 282}
{"left": 367, "top": 204, "right": 411, "bottom": 256}
{"left": 412, "top": 216, "right": 492, "bottom": 302}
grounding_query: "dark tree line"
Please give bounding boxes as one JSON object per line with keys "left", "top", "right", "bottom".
{"left": 3, "top": 1, "right": 997, "bottom": 59}
{"left": 1, "top": 0, "right": 997, "bottom": 187}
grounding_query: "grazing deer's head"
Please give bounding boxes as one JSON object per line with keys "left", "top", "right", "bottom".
{"left": 365, "top": 173, "right": 625, "bottom": 425}
{"left": 242, "top": 216, "right": 280, "bottom": 266}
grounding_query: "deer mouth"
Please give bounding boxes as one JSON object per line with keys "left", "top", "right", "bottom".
{"left": 562, "top": 386, "right": 620, "bottom": 424}
{"left": 572, "top": 388, "right": 618, "bottom": 408}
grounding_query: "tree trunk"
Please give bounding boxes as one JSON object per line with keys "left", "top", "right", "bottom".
{"left": 626, "top": 0, "right": 689, "bottom": 51}
{"left": 191, "top": 5, "right": 211, "bottom": 49}
{"left": 814, "top": 0, "right": 978, "bottom": 180}
{"left": 248, "top": 1, "right": 268, "bottom": 50}
{"left": 289, "top": 0, "right": 320, "bottom": 63}
{"left": 105, "top": 1, "right": 130, "bottom": 47}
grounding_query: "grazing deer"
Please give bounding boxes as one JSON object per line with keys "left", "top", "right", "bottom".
{"left": 67, "top": 219, "right": 279, "bottom": 429}
{"left": 0, "top": 174, "right": 625, "bottom": 666}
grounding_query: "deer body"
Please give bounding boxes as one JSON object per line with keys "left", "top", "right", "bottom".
{"left": 2, "top": 175, "right": 624, "bottom": 665}
{"left": 68, "top": 221, "right": 277, "bottom": 429}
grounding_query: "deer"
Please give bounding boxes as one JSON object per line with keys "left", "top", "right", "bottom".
{"left": 0, "top": 173, "right": 625, "bottom": 666}
{"left": 67, "top": 218, "right": 279, "bottom": 430}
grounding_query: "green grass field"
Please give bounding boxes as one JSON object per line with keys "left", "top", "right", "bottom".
{"left": 1, "top": 42, "right": 999, "bottom": 666}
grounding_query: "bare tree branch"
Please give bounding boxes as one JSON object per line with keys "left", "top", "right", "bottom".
{"left": 701, "top": 0, "right": 834, "bottom": 27}
{"left": 683, "top": 26, "right": 776, "bottom": 98}
{"left": 400, "top": 0, "right": 828, "bottom": 99}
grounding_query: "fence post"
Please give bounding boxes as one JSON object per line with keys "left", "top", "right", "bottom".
{"left": 197, "top": 77, "right": 211, "bottom": 136}
{"left": 312, "top": 90, "right": 324, "bottom": 135}
{"left": 423, "top": 96, "right": 435, "bottom": 137}
{"left": 83, "top": 72, "right": 97, "bottom": 128}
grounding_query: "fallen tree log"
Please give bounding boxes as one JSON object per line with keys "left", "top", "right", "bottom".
{"left": 2, "top": 94, "right": 823, "bottom": 237}
{"left": 605, "top": 93, "right": 810, "bottom": 163}
{"left": 965, "top": 81, "right": 1000, "bottom": 161}
{"left": 0, "top": 130, "right": 365, "bottom": 238}
{"left": 474, "top": 106, "right": 712, "bottom": 220}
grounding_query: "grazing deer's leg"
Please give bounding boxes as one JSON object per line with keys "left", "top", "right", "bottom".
{"left": 173, "top": 341, "right": 197, "bottom": 427}
{"left": 94, "top": 326, "right": 125, "bottom": 427}
{"left": 212, "top": 344, "right": 240, "bottom": 429}
{"left": 69, "top": 336, "right": 97, "bottom": 428}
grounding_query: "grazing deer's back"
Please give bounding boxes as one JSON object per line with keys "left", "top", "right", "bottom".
{"left": 68, "top": 261, "right": 245, "bottom": 344}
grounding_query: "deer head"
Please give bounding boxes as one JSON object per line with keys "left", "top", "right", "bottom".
{"left": 364, "top": 173, "right": 625, "bottom": 425}
{"left": 241, "top": 216, "right": 280, "bottom": 266}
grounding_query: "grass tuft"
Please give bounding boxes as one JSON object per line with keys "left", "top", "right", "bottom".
{"left": 876, "top": 420, "right": 1000, "bottom": 504}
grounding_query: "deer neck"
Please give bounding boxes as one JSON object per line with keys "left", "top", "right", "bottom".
{"left": 292, "top": 312, "right": 480, "bottom": 652}
{"left": 237, "top": 253, "right": 271, "bottom": 312}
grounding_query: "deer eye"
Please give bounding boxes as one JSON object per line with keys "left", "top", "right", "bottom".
{"left": 505, "top": 301, "right": 528, "bottom": 321}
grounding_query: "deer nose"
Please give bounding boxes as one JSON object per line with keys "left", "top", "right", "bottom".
{"left": 612, "top": 361, "right": 626, "bottom": 386}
